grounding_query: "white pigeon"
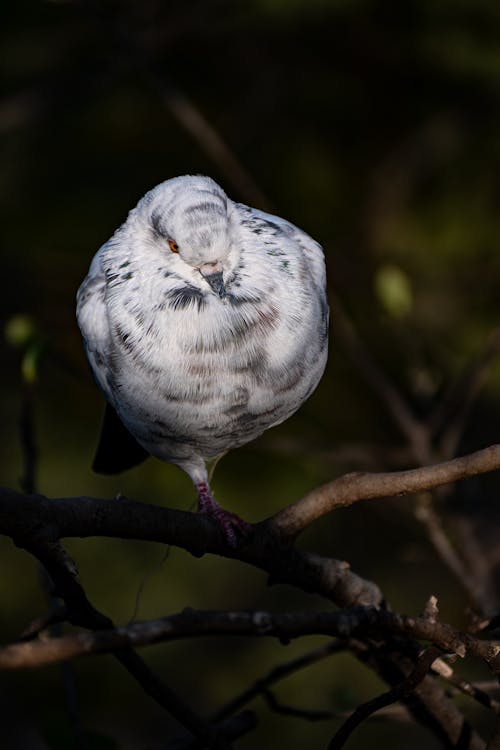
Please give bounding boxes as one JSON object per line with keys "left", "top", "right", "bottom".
{"left": 77, "top": 175, "right": 328, "bottom": 544}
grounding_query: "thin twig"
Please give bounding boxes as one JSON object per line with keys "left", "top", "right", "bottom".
{"left": 157, "top": 82, "right": 272, "bottom": 211}
{"left": 438, "top": 673, "right": 500, "bottom": 713}
{"left": 263, "top": 689, "right": 335, "bottom": 721}
{"left": 414, "top": 494, "right": 490, "bottom": 612}
{"left": 333, "top": 296, "right": 430, "bottom": 464}
{"left": 212, "top": 640, "right": 346, "bottom": 722}
{"left": 166, "top": 711, "right": 257, "bottom": 750}
{"left": 327, "top": 647, "right": 443, "bottom": 750}
{"left": 451, "top": 515, "right": 500, "bottom": 617}
{"left": 429, "top": 328, "right": 500, "bottom": 456}
{"left": 19, "top": 384, "right": 37, "bottom": 495}
{"left": 19, "top": 604, "right": 67, "bottom": 641}
{"left": 79, "top": 0, "right": 273, "bottom": 212}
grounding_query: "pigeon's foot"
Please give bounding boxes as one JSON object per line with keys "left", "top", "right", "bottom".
{"left": 195, "top": 481, "right": 251, "bottom": 547}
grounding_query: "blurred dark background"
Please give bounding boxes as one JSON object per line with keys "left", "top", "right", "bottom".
{"left": 2, "top": 1, "right": 500, "bottom": 748}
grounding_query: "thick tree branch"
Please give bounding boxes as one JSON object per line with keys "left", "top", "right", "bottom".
{"left": 0, "top": 444, "right": 498, "bottom": 616}
{"left": 1, "top": 444, "right": 499, "bottom": 557}
{"left": 0, "top": 487, "right": 383, "bottom": 608}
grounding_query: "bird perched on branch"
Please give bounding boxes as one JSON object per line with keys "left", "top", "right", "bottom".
{"left": 77, "top": 175, "right": 328, "bottom": 545}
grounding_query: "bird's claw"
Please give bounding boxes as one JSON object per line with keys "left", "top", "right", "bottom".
{"left": 196, "top": 481, "right": 251, "bottom": 547}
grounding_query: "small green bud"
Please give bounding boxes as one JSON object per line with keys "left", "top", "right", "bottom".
{"left": 5, "top": 315, "right": 37, "bottom": 348}
{"left": 374, "top": 264, "right": 413, "bottom": 319}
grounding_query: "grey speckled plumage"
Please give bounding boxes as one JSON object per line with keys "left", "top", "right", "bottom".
{"left": 77, "top": 175, "right": 328, "bottom": 544}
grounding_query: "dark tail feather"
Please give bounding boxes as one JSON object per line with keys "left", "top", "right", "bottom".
{"left": 93, "top": 403, "right": 150, "bottom": 474}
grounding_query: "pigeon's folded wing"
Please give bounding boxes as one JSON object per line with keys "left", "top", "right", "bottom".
{"left": 77, "top": 247, "right": 150, "bottom": 474}
{"left": 236, "top": 205, "right": 327, "bottom": 291}
{"left": 76, "top": 247, "right": 114, "bottom": 399}
{"left": 92, "top": 402, "right": 149, "bottom": 474}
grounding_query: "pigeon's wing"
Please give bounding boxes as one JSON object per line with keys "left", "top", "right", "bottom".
{"left": 92, "top": 402, "right": 149, "bottom": 474}
{"left": 235, "top": 205, "right": 327, "bottom": 289}
{"left": 76, "top": 247, "right": 150, "bottom": 475}
{"left": 277, "top": 219, "right": 326, "bottom": 289}
{"left": 76, "top": 248, "right": 114, "bottom": 399}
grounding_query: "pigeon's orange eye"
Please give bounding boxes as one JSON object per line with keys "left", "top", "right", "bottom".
{"left": 169, "top": 240, "right": 179, "bottom": 253}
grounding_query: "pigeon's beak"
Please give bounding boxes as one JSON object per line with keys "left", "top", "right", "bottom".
{"left": 199, "top": 261, "right": 227, "bottom": 299}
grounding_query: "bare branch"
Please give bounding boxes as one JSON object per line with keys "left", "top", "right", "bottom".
{"left": 1, "top": 606, "right": 499, "bottom": 672}
{"left": 166, "top": 711, "right": 257, "bottom": 750}
{"left": 452, "top": 515, "right": 500, "bottom": 616}
{"left": 435, "top": 670, "right": 500, "bottom": 713}
{"left": 262, "top": 689, "right": 335, "bottom": 721}
{"left": 270, "top": 444, "right": 500, "bottom": 538}
{"left": 157, "top": 82, "right": 272, "bottom": 211}
{"left": 78, "top": 0, "right": 272, "bottom": 212}
{"left": 22, "top": 538, "right": 225, "bottom": 749}
{"left": 19, "top": 605, "right": 67, "bottom": 641}
{"left": 0, "top": 444, "right": 498, "bottom": 616}
{"left": 213, "top": 640, "right": 346, "bottom": 722}
{"left": 0, "top": 487, "right": 384, "bottom": 608}
{"left": 429, "top": 328, "right": 500, "bottom": 456}
{"left": 334, "top": 299, "right": 500, "bottom": 621}
{"left": 327, "top": 647, "right": 442, "bottom": 750}
{"left": 352, "top": 639, "right": 487, "bottom": 749}
{"left": 414, "top": 494, "right": 489, "bottom": 610}
{"left": 1, "top": 445, "right": 499, "bottom": 555}
{"left": 333, "top": 297, "right": 430, "bottom": 464}
{"left": 19, "top": 384, "right": 37, "bottom": 495}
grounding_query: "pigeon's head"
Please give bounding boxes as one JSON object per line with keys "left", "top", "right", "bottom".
{"left": 138, "top": 175, "right": 236, "bottom": 299}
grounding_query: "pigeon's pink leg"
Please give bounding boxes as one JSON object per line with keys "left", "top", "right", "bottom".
{"left": 195, "top": 481, "right": 251, "bottom": 546}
